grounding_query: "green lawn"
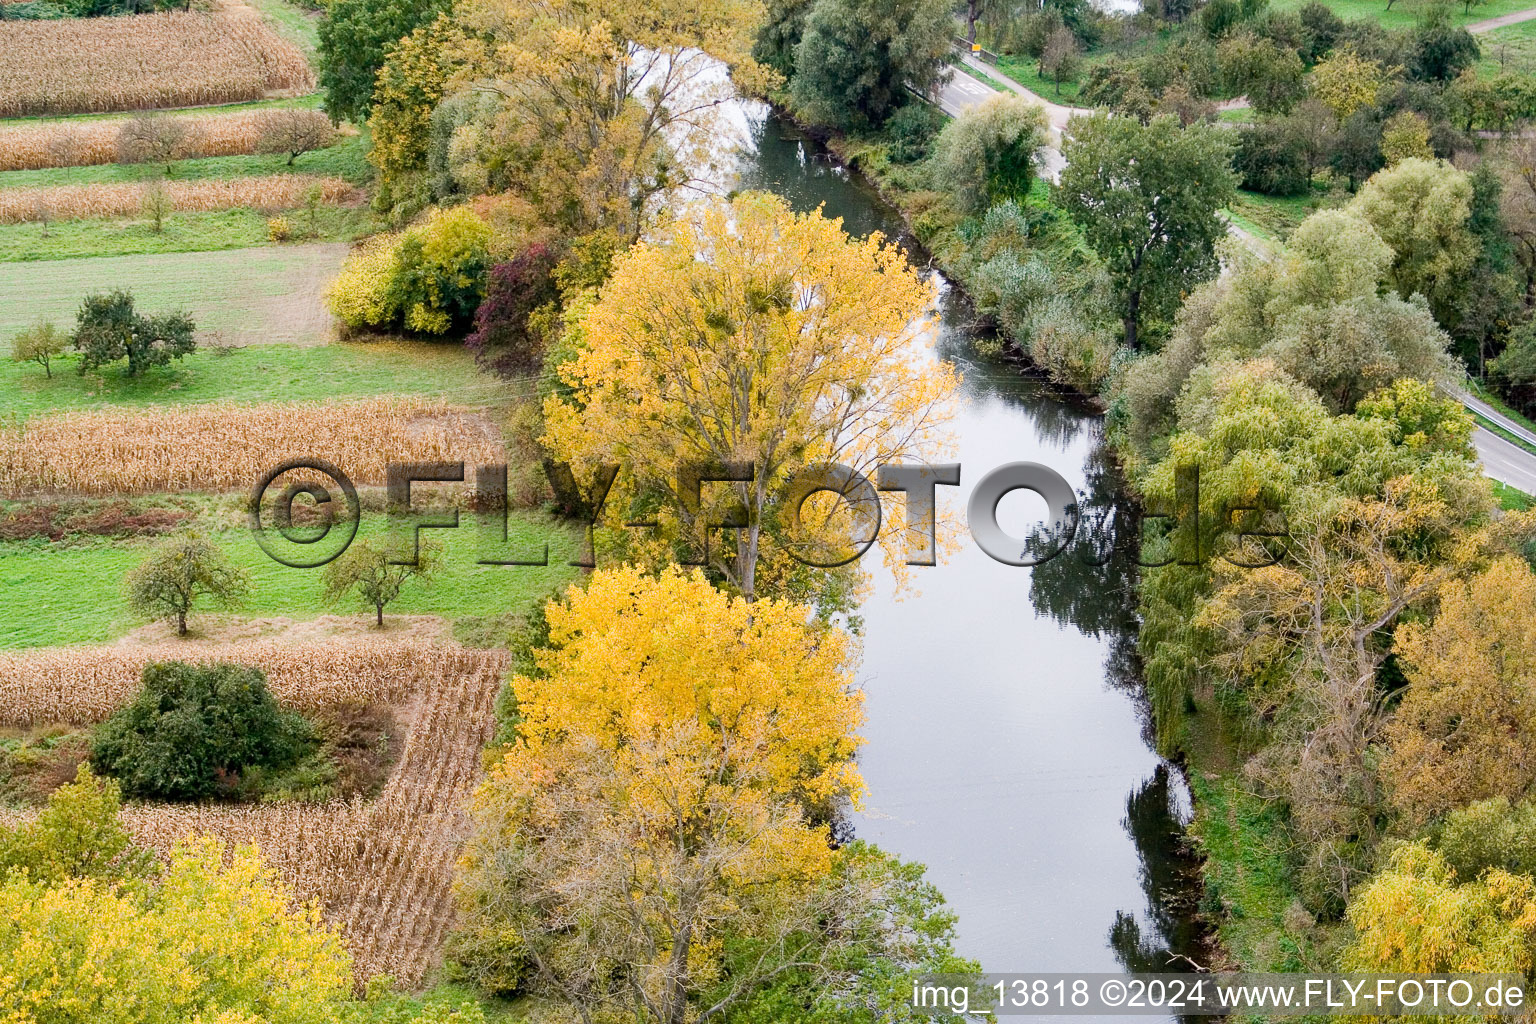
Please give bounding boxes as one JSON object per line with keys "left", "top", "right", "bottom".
{"left": 1477, "top": 17, "right": 1536, "bottom": 76}
{"left": 0, "top": 243, "right": 350, "bottom": 346}
{"left": 0, "top": 130, "right": 372, "bottom": 190}
{"left": 0, "top": 206, "right": 374, "bottom": 262}
{"left": 1270, "top": 0, "right": 1536, "bottom": 30}
{"left": 0, "top": 511, "right": 581, "bottom": 648}
{"left": 246, "top": 0, "right": 320, "bottom": 63}
{"left": 993, "top": 53, "right": 1089, "bottom": 102}
{"left": 1495, "top": 480, "right": 1534, "bottom": 510}
{"left": 1229, "top": 186, "right": 1339, "bottom": 240}
{"left": 2, "top": 341, "right": 505, "bottom": 418}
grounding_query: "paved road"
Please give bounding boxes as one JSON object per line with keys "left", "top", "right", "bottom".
{"left": 939, "top": 57, "right": 1536, "bottom": 495}
{"left": 1472, "top": 426, "right": 1536, "bottom": 492}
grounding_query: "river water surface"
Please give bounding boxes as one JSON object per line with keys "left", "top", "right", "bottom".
{"left": 734, "top": 110, "right": 1206, "bottom": 1016}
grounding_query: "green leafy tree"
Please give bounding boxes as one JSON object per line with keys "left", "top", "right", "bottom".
{"left": 1058, "top": 112, "right": 1237, "bottom": 350}
{"left": 753, "top": 0, "right": 815, "bottom": 77}
{"left": 321, "top": 538, "right": 438, "bottom": 627}
{"left": 316, "top": 0, "right": 447, "bottom": 123}
{"left": 789, "top": 0, "right": 954, "bottom": 129}
{"left": 10, "top": 319, "right": 65, "bottom": 378}
{"left": 0, "top": 766, "right": 153, "bottom": 887}
{"left": 92, "top": 661, "right": 314, "bottom": 801}
{"left": 72, "top": 290, "right": 195, "bottom": 377}
{"left": 124, "top": 534, "right": 250, "bottom": 636}
{"left": 1438, "top": 797, "right": 1536, "bottom": 881}
{"left": 1040, "top": 25, "right": 1082, "bottom": 94}
{"left": 931, "top": 95, "right": 1047, "bottom": 214}
{"left": 1349, "top": 156, "right": 1479, "bottom": 328}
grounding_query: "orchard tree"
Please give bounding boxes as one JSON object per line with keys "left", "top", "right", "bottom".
{"left": 321, "top": 538, "right": 437, "bottom": 627}
{"left": 789, "top": 0, "right": 954, "bottom": 129}
{"left": 115, "top": 112, "right": 189, "bottom": 172}
{"left": 317, "top": 0, "right": 447, "bottom": 122}
{"left": 1040, "top": 25, "right": 1082, "bottom": 95}
{"left": 125, "top": 534, "right": 249, "bottom": 636}
{"left": 931, "top": 95, "right": 1047, "bottom": 213}
{"left": 255, "top": 109, "right": 334, "bottom": 165}
{"left": 1309, "top": 46, "right": 1388, "bottom": 120}
{"left": 1058, "top": 112, "right": 1236, "bottom": 349}
{"left": 543, "top": 192, "right": 958, "bottom": 604}
{"left": 1380, "top": 110, "right": 1432, "bottom": 164}
{"left": 73, "top": 290, "right": 195, "bottom": 377}
{"left": 10, "top": 320, "right": 65, "bottom": 378}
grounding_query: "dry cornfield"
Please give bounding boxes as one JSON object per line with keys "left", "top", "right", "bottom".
{"left": 0, "top": 175, "right": 354, "bottom": 224}
{"left": 0, "top": 397, "right": 507, "bottom": 496}
{"left": 0, "top": 109, "right": 338, "bottom": 172}
{"left": 0, "top": 638, "right": 512, "bottom": 984}
{"left": 0, "top": 6, "right": 314, "bottom": 116}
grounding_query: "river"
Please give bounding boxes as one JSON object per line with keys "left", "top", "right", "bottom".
{"left": 734, "top": 109, "right": 1207, "bottom": 1016}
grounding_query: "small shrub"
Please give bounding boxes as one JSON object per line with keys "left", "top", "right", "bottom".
{"left": 267, "top": 216, "right": 292, "bottom": 242}
{"left": 883, "top": 103, "right": 943, "bottom": 164}
{"left": 464, "top": 243, "right": 560, "bottom": 377}
{"left": 91, "top": 661, "right": 315, "bottom": 801}
{"left": 326, "top": 206, "right": 492, "bottom": 335}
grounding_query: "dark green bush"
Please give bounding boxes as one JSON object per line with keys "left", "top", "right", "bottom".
{"left": 1234, "top": 121, "right": 1310, "bottom": 196}
{"left": 883, "top": 103, "right": 943, "bottom": 164}
{"left": 92, "top": 661, "right": 315, "bottom": 801}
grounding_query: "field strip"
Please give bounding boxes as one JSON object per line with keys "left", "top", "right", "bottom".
{"left": 0, "top": 636, "right": 512, "bottom": 984}
{"left": 0, "top": 175, "right": 353, "bottom": 224}
{"left": 0, "top": 3, "right": 313, "bottom": 117}
{"left": 0, "top": 243, "right": 348, "bottom": 347}
{"left": 0, "top": 397, "right": 506, "bottom": 496}
{"left": 0, "top": 109, "right": 338, "bottom": 173}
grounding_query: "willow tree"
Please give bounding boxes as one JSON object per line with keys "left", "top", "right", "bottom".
{"left": 543, "top": 191, "right": 958, "bottom": 604}
{"left": 450, "top": 0, "right": 774, "bottom": 237}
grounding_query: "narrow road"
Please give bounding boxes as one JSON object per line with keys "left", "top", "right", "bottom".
{"left": 1468, "top": 5, "right": 1536, "bottom": 33}
{"left": 939, "top": 55, "right": 1536, "bottom": 495}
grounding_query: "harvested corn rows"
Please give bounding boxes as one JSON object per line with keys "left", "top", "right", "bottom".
{"left": 0, "top": 109, "right": 338, "bottom": 172}
{"left": 0, "top": 397, "right": 507, "bottom": 496}
{"left": 0, "top": 636, "right": 500, "bottom": 724}
{"left": 0, "top": 8, "right": 314, "bottom": 117}
{"left": 0, "top": 175, "right": 354, "bottom": 224}
{"left": 2, "top": 638, "right": 511, "bottom": 984}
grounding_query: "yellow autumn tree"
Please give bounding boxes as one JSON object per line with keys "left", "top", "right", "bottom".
{"left": 1343, "top": 842, "right": 1536, "bottom": 976}
{"left": 1385, "top": 557, "right": 1536, "bottom": 824}
{"left": 0, "top": 836, "right": 351, "bottom": 1024}
{"left": 449, "top": 0, "right": 773, "bottom": 237}
{"left": 543, "top": 191, "right": 959, "bottom": 604}
{"left": 1309, "top": 47, "right": 1391, "bottom": 121}
{"left": 453, "top": 565, "right": 865, "bottom": 1022}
